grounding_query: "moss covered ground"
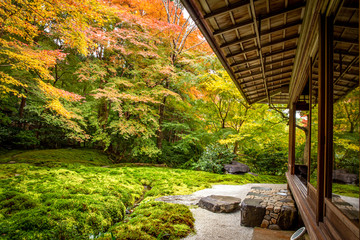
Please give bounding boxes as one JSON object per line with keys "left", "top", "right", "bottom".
{"left": 0, "top": 149, "right": 286, "bottom": 239}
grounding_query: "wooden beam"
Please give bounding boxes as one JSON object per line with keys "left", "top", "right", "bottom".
{"left": 220, "top": 20, "right": 302, "bottom": 49}
{"left": 334, "top": 37, "right": 359, "bottom": 45}
{"left": 232, "top": 55, "right": 294, "bottom": 69}
{"left": 229, "top": 45, "right": 297, "bottom": 66}
{"left": 242, "top": 78, "right": 290, "bottom": 90}
{"left": 227, "top": 34, "right": 299, "bottom": 59}
{"left": 246, "top": 84, "right": 288, "bottom": 96}
{"left": 213, "top": 1, "right": 306, "bottom": 36}
{"left": 250, "top": 0, "right": 269, "bottom": 103}
{"left": 334, "top": 49, "right": 358, "bottom": 57}
{"left": 334, "top": 56, "right": 359, "bottom": 84}
{"left": 236, "top": 62, "right": 293, "bottom": 77}
{"left": 204, "top": 0, "right": 250, "bottom": 19}
{"left": 324, "top": 15, "right": 333, "bottom": 200}
{"left": 240, "top": 69, "right": 292, "bottom": 82}
{"left": 316, "top": 13, "right": 326, "bottom": 224}
{"left": 334, "top": 21, "right": 359, "bottom": 29}
{"left": 289, "top": 103, "right": 296, "bottom": 174}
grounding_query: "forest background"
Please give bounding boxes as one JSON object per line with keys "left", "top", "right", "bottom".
{"left": 0, "top": 0, "right": 358, "bottom": 175}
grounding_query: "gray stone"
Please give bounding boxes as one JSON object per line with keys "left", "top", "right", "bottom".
{"left": 278, "top": 205, "right": 297, "bottom": 230}
{"left": 261, "top": 219, "right": 269, "bottom": 228}
{"left": 224, "top": 161, "right": 250, "bottom": 174}
{"left": 240, "top": 199, "right": 266, "bottom": 227}
{"left": 251, "top": 187, "right": 272, "bottom": 191}
{"left": 264, "top": 215, "right": 271, "bottom": 221}
{"left": 197, "top": 195, "right": 241, "bottom": 213}
{"left": 333, "top": 169, "right": 358, "bottom": 184}
{"left": 279, "top": 198, "right": 294, "bottom": 203}
{"left": 268, "top": 224, "right": 281, "bottom": 230}
{"left": 248, "top": 172, "right": 258, "bottom": 176}
{"left": 274, "top": 206, "right": 281, "bottom": 213}
{"left": 247, "top": 192, "right": 270, "bottom": 198}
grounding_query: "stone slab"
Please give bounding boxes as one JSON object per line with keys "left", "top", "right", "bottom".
{"left": 197, "top": 195, "right": 241, "bottom": 213}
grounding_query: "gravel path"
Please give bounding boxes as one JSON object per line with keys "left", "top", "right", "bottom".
{"left": 157, "top": 183, "right": 287, "bottom": 240}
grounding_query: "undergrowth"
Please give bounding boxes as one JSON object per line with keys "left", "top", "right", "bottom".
{"left": 0, "top": 149, "right": 286, "bottom": 239}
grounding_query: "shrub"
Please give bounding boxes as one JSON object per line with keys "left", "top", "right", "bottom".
{"left": 192, "top": 144, "right": 236, "bottom": 173}
{"left": 244, "top": 144, "right": 288, "bottom": 175}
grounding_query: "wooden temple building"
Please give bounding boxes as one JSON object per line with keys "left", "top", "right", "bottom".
{"left": 180, "top": 0, "right": 359, "bottom": 239}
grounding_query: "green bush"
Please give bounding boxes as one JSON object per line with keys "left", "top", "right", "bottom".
{"left": 244, "top": 144, "right": 288, "bottom": 175}
{"left": 14, "top": 130, "right": 40, "bottom": 149}
{"left": 192, "top": 144, "right": 236, "bottom": 173}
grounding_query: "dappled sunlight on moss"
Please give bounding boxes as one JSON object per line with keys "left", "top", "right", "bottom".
{"left": 0, "top": 149, "right": 286, "bottom": 239}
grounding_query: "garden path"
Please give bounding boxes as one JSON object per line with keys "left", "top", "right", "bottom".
{"left": 158, "top": 183, "right": 287, "bottom": 240}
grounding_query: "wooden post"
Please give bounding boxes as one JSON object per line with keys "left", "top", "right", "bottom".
{"left": 307, "top": 58, "right": 312, "bottom": 184}
{"left": 289, "top": 103, "right": 296, "bottom": 175}
{"left": 316, "top": 13, "right": 326, "bottom": 224}
{"left": 324, "top": 15, "right": 333, "bottom": 200}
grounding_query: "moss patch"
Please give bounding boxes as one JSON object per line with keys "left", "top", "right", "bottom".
{"left": 0, "top": 149, "right": 286, "bottom": 239}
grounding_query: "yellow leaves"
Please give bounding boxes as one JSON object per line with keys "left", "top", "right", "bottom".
{"left": 37, "top": 80, "right": 84, "bottom": 102}
{"left": 46, "top": 99, "right": 75, "bottom": 119}
{"left": 0, "top": 72, "right": 27, "bottom": 98}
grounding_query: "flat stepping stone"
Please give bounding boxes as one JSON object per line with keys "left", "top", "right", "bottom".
{"left": 197, "top": 195, "right": 241, "bottom": 213}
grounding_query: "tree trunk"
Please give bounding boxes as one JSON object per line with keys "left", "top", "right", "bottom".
{"left": 19, "top": 96, "right": 26, "bottom": 118}
{"left": 156, "top": 95, "right": 167, "bottom": 149}
{"left": 233, "top": 140, "right": 239, "bottom": 154}
{"left": 156, "top": 80, "right": 169, "bottom": 150}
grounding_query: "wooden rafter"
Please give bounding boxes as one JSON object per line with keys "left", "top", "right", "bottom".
{"left": 334, "top": 56, "right": 359, "bottom": 84}
{"left": 242, "top": 78, "right": 290, "bottom": 89}
{"left": 220, "top": 20, "right": 302, "bottom": 49}
{"left": 204, "top": 0, "right": 250, "bottom": 19}
{"left": 236, "top": 62, "right": 293, "bottom": 76}
{"left": 213, "top": 1, "right": 305, "bottom": 36}
{"left": 249, "top": 0, "right": 268, "bottom": 103}
{"left": 227, "top": 34, "right": 299, "bottom": 59}
{"left": 232, "top": 55, "right": 294, "bottom": 69}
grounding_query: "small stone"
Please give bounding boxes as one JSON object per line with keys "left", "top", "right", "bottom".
{"left": 14, "top": 174, "right": 20, "bottom": 177}
{"left": 270, "top": 213, "right": 279, "bottom": 219}
{"left": 266, "top": 205, "right": 274, "bottom": 211}
{"left": 261, "top": 219, "right": 269, "bottom": 228}
{"left": 266, "top": 210, "right": 270, "bottom": 215}
{"left": 271, "top": 218, "right": 277, "bottom": 224}
{"left": 8, "top": 161, "right": 16, "bottom": 164}
{"left": 264, "top": 214, "right": 271, "bottom": 221}
{"left": 274, "top": 206, "right": 281, "bottom": 213}
{"left": 268, "top": 224, "right": 281, "bottom": 230}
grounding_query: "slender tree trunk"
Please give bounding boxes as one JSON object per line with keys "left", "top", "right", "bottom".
{"left": 19, "top": 96, "right": 26, "bottom": 118}
{"left": 233, "top": 140, "right": 239, "bottom": 154}
{"left": 157, "top": 94, "right": 168, "bottom": 149}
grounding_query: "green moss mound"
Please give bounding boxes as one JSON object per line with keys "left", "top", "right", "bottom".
{"left": 0, "top": 149, "right": 286, "bottom": 239}
{"left": 0, "top": 148, "right": 112, "bottom": 166}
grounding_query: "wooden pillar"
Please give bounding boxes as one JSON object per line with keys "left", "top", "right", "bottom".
{"left": 316, "top": 13, "right": 326, "bottom": 224}
{"left": 307, "top": 59, "right": 312, "bottom": 184}
{"left": 288, "top": 103, "right": 296, "bottom": 175}
{"left": 324, "top": 15, "right": 333, "bottom": 199}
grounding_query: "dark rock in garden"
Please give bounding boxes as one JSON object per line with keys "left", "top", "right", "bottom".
{"left": 197, "top": 195, "right": 241, "bottom": 213}
{"left": 240, "top": 198, "right": 266, "bottom": 227}
{"left": 268, "top": 224, "right": 281, "bottom": 230}
{"left": 333, "top": 169, "right": 358, "bottom": 184}
{"left": 277, "top": 205, "right": 297, "bottom": 230}
{"left": 224, "top": 161, "right": 250, "bottom": 174}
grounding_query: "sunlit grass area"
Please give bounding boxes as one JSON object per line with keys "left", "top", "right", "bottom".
{"left": 0, "top": 149, "right": 285, "bottom": 239}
